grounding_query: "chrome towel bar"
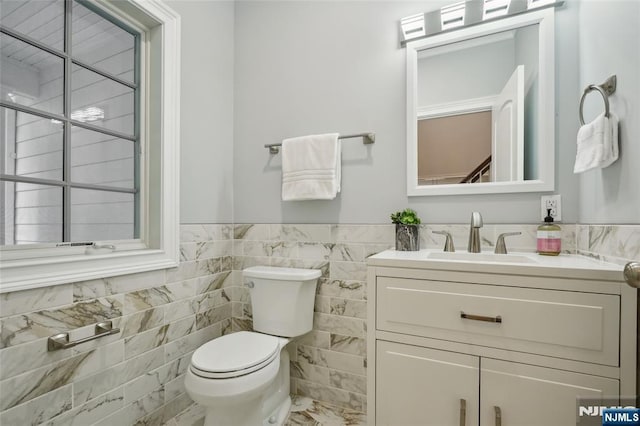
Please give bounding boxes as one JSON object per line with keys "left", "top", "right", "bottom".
{"left": 47, "top": 321, "right": 120, "bottom": 351}
{"left": 264, "top": 132, "right": 375, "bottom": 154}
{"left": 579, "top": 75, "right": 617, "bottom": 125}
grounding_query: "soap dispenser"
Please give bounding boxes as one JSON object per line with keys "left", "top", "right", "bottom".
{"left": 537, "top": 209, "right": 561, "bottom": 256}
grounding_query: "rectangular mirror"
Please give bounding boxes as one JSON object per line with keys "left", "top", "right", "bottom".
{"left": 406, "top": 8, "right": 555, "bottom": 196}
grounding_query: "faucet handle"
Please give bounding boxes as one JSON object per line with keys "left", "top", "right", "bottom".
{"left": 494, "top": 232, "right": 521, "bottom": 254}
{"left": 433, "top": 230, "right": 455, "bottom": 252}
{"left": 470, "top": 212, "right": 483, "bottom": 228}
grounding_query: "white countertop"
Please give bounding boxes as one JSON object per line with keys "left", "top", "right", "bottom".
{"left": 367, "top": 249, "right": 624, "bottom": 281}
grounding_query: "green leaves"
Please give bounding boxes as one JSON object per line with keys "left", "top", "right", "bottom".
{"left": 390, "top": 208, "right": 421, "bottom": 225}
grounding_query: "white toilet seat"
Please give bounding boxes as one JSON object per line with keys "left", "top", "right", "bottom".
{"left": 190, "top": 331, "right": 281, "bottom": 379}
{"left": 191, "top": 349, "right": 279, "bottom": 379}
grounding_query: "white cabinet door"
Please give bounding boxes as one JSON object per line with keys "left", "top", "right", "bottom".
{"left": 376, "top": 341, "right": 479, "bottom": 426}
{"left": 480, "top": 359, "right": 619, "bottom": 426}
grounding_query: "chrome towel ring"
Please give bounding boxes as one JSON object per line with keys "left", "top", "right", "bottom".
{"left": 579, "top": 75, "right": 617, "bottom": 125}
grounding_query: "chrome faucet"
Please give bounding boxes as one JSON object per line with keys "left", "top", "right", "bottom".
{"left": 467, "top": 212, "right": 483, "bottom": 253}
{"left": 433, "top": 230, "right": 455, "bottom": 252}
{"left": 494, "top": 232, "right": 521, "bottom": 254}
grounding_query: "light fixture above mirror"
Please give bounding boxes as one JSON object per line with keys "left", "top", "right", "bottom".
{"left": 441, "top": 2, "right": 466, "bottom": 31}
{"left": 400, "top": 0, "right": 563, "bottom": 45}
{"left": 483, "top": 0, "right": 512, "bottom": 20}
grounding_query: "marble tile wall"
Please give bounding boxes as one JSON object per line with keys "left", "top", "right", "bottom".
{"left": 576, "top": 224, "right": 640, "bottom": 265}
{"left": 1, "top": 222, "right": 635, "bottom": 425}
{"left": 0, "top": 224, "right": 233, "bottom": 426}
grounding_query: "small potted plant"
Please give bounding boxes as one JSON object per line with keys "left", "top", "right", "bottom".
{"left": 390, "top": 208, "right": 421, "bottom": 251}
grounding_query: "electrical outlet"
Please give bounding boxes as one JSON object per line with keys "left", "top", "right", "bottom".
{"left": 541, "top": 195, "right": 562, "bottom": 221}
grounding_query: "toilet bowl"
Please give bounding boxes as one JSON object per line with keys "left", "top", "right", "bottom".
{"left": 184, "top": 331, "right": 290, "bottom": 426}
{"left": 184, "top": 266, "right": 321, "bottom": 426}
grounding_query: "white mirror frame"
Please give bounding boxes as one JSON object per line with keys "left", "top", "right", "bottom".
{"left": 406, "top": 8, "right": 555, "bottom": 196}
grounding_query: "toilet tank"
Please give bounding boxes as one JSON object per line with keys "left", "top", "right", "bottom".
{"left": 243, "top": 266, "right": 321, "bottom": 337}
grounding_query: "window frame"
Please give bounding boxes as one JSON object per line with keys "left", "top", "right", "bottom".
{"left": 0, "top": 0, "right": 181, "bottom": 293}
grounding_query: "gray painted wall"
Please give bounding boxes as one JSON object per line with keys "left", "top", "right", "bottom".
{"left": 233, "top": 1, "right": 583, "bottom": 224}
{"left": 577, "top": 0, "right": 640, "bottom": 224}
{"left": 173, "top": 0, "right": 235, "bottom": 224}
{"left": 174, "top": 0, "right": 637, "bottom": 225}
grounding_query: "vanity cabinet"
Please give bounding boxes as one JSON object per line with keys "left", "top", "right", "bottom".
{"left": 377, "top": 341, "right": 479, "bottom": 425}
{"left": 367, "top": 252, "right": 637, "bottom": 426}
{"left": 479, "top": 359, "right": 618, "bottom": 425}
{"left": 376, "top": 341, "right": 618, "bottom": 426}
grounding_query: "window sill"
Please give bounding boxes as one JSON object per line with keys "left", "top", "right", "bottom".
{"left": 0, "top": 248, "right": 178, "bottom": 294}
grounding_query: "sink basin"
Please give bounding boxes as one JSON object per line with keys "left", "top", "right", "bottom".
{"left": 427, "top": 251, "right": 538, "bottom": 264}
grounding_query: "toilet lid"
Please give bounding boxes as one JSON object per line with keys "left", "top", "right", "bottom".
{"left": 191, "top": 331, "right": 280, "bottom": 377}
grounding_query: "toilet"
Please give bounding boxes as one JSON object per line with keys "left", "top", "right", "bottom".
{"left": 184, "top": 266, "right": 321, "bottom": 426}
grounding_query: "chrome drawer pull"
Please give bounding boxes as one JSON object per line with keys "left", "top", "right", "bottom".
{"left": 495, "top": 406, "right": 502, "bottom": 426}
{"left": 47, "top": 321, "right": 119, "bottom": 351}
{"left": 460, "top": 311, "right": 502, "bottom": 323}
{"left": 459, "top": 399, "right": 466, "bottom": 426}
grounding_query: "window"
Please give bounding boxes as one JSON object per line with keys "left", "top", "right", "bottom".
{"left": 0, "top": 0, "right": 180, "bottom": 292}
{"left": 1, "top": 0, "right": 139, "bottom": 245}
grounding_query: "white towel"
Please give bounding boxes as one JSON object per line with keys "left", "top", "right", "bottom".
{"left": 281, "top": 133, "right": 341, "bottom": 201}
{"left": 573, "top": 112, "right": 619, "bottom": 173}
